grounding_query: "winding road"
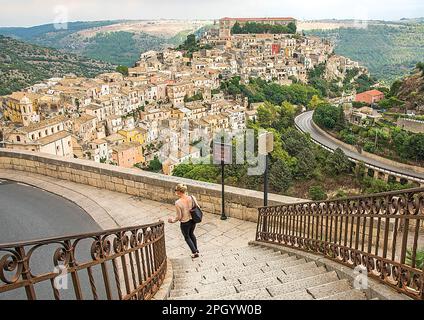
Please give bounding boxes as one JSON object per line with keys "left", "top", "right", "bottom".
{"left": 0, "top": 179, "right": 102, "bottom": 300}
{"left": 295, "top": 111, "right": 424, "bottom": 183}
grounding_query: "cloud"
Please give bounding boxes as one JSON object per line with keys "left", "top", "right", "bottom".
{"left": 0, "top": 0, "right": 423, "bottom": 27}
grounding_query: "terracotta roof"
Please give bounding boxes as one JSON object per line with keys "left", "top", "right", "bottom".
{"left": 360, "top": 90, "right": 384, "bottom": 97}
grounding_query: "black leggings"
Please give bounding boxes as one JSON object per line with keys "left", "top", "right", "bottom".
{"left": 180, "top": 220, "right": 198, "bottom": 254}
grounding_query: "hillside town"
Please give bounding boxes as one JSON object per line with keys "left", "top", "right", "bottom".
{"left": 0, "top": 17, "right": 372, "bottom": 175}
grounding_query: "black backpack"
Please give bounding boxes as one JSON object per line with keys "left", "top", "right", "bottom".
{"left": 190, "top": 196, "right": 203, "bottom": 223}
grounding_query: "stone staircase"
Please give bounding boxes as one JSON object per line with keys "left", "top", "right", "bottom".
{"left": 169, "top": 244, "right": 368, "bottom": 300}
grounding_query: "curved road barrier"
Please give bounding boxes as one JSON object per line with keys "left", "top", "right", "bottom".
{"left": 0, "top": 222, "right": 167, "bottom": 300}
{"left": 295, "top": 111, "right": 424, "bottom": 185}
{"left": 256, "top": 187, "right": 424, "bottom": 300}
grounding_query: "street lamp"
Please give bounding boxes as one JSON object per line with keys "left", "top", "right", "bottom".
{"left": 258, "top": 132, "right": 274, "bottom": 207}
{"left": 213, "top": 140, "right": 232, "bottom": 220}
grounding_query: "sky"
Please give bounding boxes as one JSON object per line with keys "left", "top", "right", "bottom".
{"left": 0, "top": 0, "right": 423, "bottom": 27}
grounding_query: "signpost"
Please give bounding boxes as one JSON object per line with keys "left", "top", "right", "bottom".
{"left": 258, "top": 132, "right": 274, "bottom": 207}
{"left": 213, "top": 142, "right": 232, "bottom": 220}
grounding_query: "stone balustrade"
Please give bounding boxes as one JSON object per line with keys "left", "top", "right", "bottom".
{"left": 0, "top": 148, "right": 304, "bottom": 223}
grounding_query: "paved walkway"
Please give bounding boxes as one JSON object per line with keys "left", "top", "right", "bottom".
{"left": 0, "top": 169, "right": 257, "bottom": 259}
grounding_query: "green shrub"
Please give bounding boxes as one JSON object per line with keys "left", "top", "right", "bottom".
{"left": 363, "top": 141, "right": 376, "bottom": 153}
{"left": 406, "top": 248, "right": 424, "bottom": 269}
{"left": 334, "top": 189, "right": 347, "bottom": 199}
{"left": 309, "top": 186, "right": 328, "bottom": 201}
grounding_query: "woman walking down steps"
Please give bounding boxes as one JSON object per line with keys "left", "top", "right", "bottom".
{"left": 168, "top": 184, "right": 200, "bottom": 258}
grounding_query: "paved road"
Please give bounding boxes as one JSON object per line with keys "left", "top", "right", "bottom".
{"left": 0, "top": 179, "right": 101, "bottom": 243}
{"left": 0, "top": 179, "right": 102, "bottom": 300}
{"left": 295, "top": 111, "right": 424, "bottom": 182}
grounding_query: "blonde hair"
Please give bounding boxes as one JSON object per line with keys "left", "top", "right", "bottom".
{"left": 175, "top": 183, "right": 188, "bottom": 194}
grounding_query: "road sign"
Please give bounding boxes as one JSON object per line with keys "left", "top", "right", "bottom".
{"left": 258, "top": 132, "right": 274, "bottom": 155}
{"left": 213, "top": 142, "right": 232, "bottom": 164}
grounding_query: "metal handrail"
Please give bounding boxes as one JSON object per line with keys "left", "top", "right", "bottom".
{"left": 0, "top": 222, "right": 167, "bottom": 300}
{"left": 256, "top": 188, "right": 424, "bottom": 300}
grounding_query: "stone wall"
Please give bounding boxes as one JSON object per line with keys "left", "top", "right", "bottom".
{"left": 0, "top": 148, "right": 304, "bottom": 223}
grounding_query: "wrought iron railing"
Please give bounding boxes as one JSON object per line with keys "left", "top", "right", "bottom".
{"left": 256, "top": 188, "right": 424, "bottom": 300}
{"left": 0, "top": 222, "right": 167, "bottom": 300}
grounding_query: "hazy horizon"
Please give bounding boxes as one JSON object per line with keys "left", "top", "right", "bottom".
{"left": 0, "top": 0, "right": 423, "bottom": 27}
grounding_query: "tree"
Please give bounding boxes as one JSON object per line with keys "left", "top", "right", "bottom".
{"left": 392, "top": 128, "right": 410, "bottom": 159}
{"left": 231, "top": 22, "right": 243, "bottom": 34}
{"left": 269, "top": 158, "right": 293, "bottom": 193}
{"left": 325, "top": 148, "right": 352, "bottom": 175}
{"left": 257, "top": 102, "right": 279, "bottom": 128}
{"left": 407, "top": 133, "right": 424, "bottom": 162}
{"left": 378, "top": 97, "right": 404, "bottom": 109}
{"left": 287, "top": 22, "right": 297, "bottom": 34}
{"left": 147, "top": 156, "right": 162, "bottom": 172}
{"left": 308, "top": 95, "right": 324, "bottom": 109}
{"left": 172, "top": 163, "right": 194, "bottom": 177}
{"left": 185, "top": 34, "right": 197, "bottom": 47}
{"left": 116, "top": 65, "right": 129, "bottom": 76}
{"left": 183, "top": 165, "right": 219, "bottom": 183}
{"left": 313, "top": 102, "right": 345, "bottom": 131}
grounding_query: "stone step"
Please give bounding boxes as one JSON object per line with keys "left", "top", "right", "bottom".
{"left": 306, "top": 279, "right": 352, "bottom": 300}
{"left": 174, "top": 256, "right": 304, "bottom": 281}
{"left": 170, "top": 283, "right": 238, "bottom": 299}
{"left": 170, "top": 243, "right": 369, "bottom": 300}
{"left": 235, "top": 266, "right": 328, "bottom": 294}
{"left": 268, "top": 271, "right": 340, "bottom": 298}
{"left": 171, "top": 262, "right": 329, "bottom": 301}
{"left": 269, "top": 289, "right": 314, "bottom": 300}
{"left": 222, "top": 271, "right": 338, "bottom": 300}
{"left": 176, "top": 245, "right": 273, "bottom": 259}
{"left": 174, "top": 257, "right": 306, "bottom": 289}
{"left": 173, "top": 247, "right": 276, "bottom": 266}
{"left": 318, "top": 289, "right": 367, "bottom": 300}
{"left": 173, "top": 255, "right": 294, "bottom": 279}
{"left": 173, "top": 253, "right": 290, "bottom": 275}
{"left": 171, "top": 262, "right": 321, "bottom": 291}
{"left": 233, "top": 261, "right": 319, "bottom": 286}
{"left": 173, "top": 250, "right": 285, "bottom": 269}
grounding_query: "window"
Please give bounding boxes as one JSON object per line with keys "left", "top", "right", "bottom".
{"left": 45, "top": 130, "right": 48, "bottom": 135}
{"left": 31, "top": 134, "right": 35, "bottom": 140}
{"left": 51, "top": 128, "right": 54, "bottom": 134}
{"left": 16, "top": 136, "right": 21, "bottom": 142}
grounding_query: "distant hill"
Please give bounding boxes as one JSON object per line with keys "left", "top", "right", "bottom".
{"left": 0, "top": 35, "right": 115, "bottom": 95}
{"left": 304, "top": 21, "right": 424, "bottom": 83}
{"left": 394, "top": 65, "right": 424, "bottom": 111}
{"left": 0, "top": 20, "right": 213, "bottom": 67}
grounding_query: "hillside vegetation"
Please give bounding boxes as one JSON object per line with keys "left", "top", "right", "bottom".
{"left": 305, "top": 22, "right": 424, "bottom": 83}
{"left": 0, "top": 20, "right": 211, "bottom": 67}
{"left": 0, "top": 35, "right": 115, "bottom": 95}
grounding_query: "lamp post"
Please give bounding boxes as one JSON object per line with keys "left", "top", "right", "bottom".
{"left": 213, "top": 140, "right": 232, "bottom": 220}
{"left": 220, "top": 157, "right": 227, "bottom": 220}
{"left": 258, "top": 132, "right": 274, "bottom": 207}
